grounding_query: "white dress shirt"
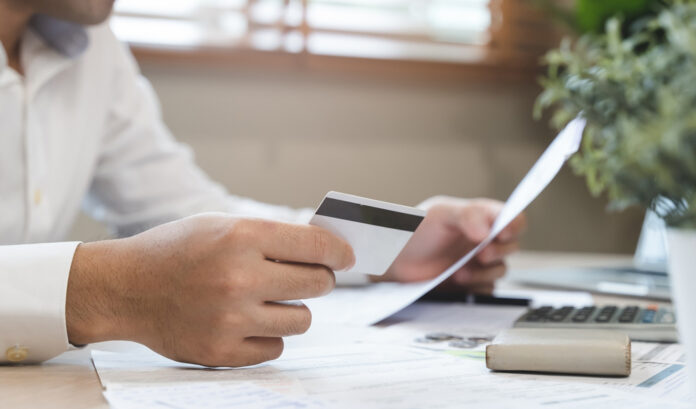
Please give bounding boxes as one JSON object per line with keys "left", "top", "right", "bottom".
{"left": 0, "top": 17, "right": 315, "bottom": 364}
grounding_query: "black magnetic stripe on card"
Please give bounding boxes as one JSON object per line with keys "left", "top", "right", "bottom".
{"left": 315, "top": 198, "right": 424, "bottom": 232}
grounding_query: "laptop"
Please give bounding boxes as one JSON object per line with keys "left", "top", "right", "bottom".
{"left": 508, "top": 210, "right": 671, "bottom": 300}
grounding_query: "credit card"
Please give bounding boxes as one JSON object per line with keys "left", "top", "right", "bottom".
{"left": 309, "top": 191, "right": 426, "bottom": 276}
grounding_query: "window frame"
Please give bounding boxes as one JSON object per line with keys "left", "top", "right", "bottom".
{"left": 113, "top": 0, "right": 560, "bottom": 82}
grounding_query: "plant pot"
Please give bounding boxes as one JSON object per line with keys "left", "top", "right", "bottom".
{"left": 666, "top": 228, "right": 696, "bottom": 394}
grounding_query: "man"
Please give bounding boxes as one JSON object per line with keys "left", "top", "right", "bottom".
{"left": 0, "top": 0, "right": 525, "bottom": 367}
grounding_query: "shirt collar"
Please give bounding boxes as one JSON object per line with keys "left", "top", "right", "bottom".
{"left": 0, "top": 15, "right": 88, "bottom": 80}
{"left": 29, "top": 14, "right": 89, "bottom": 58}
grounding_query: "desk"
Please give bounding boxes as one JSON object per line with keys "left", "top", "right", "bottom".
{"left": 0, "top": 251, "right": 666, "bottom": 409}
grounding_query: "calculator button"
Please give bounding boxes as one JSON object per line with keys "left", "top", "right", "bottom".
{"left": 595, "top": 306, "right": 617, "bottom": 323}
{"left": 659, "top": 312, "right": 675, "bottom": 324}
{"left": 618, "top": 306, "right": 639, "bottom": 323}
{"left": 641, "top": 309, "right": 657, "bottom": 323}
{"left": 536, "top": 306, "right": 553, "bottom": 315}
{"left": 525, "top": 307, "right": 553, "bottom": 322}
{"left": 571, "top": 306, "right": 595, "bottom": 322}
{"left": 548, "top": 307, "right": 574, "bottom": 322}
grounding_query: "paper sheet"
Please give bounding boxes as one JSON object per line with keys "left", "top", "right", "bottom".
{"left": 306, "top": 117, "right": 587, "bottom": 326}
{"left": 93, "top": 342, "right": 690, "bottom": 409}
{"left": 92, "top": 300, "right": 691, "bottom": 409}
{"left": 103, "top": 382, "right": 327, "bottom": 409}
{"left": 364, "top": 301, "right": 527, "bottom": 351}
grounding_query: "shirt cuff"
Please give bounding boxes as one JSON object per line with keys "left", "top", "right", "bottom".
{"left": 0, "top": 242, "right": 81, "bottom": 364}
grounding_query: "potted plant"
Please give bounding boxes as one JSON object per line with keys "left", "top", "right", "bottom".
{"left": 535, "top": 0, "right": 696, "bottom": 395}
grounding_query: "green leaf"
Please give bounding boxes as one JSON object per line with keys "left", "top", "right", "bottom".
{"left": 576, "top": 0, "right": 655, "bottom": 33}
{"left": 535, "top": 2, "right": 696, "bottom": 227}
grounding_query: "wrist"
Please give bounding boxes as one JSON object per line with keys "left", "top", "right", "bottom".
{"left": 65, "top": 241, "right": 123, "bottom": 345}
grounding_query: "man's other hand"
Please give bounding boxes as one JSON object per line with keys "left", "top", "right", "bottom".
{"left": 65, "top": 214, "right": 355, "bottom": 367}
{"left": 380, "top": 197, "right": 526, "bottom": 294}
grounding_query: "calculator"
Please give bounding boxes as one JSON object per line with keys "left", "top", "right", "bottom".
{"left": 513, "top": 305, "right": 678, "bottom": 342}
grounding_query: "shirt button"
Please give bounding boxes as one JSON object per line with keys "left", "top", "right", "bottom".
{"left": 6, "top": 346, "right": 28, "bottom": 362}
{"left": 33, "top": 189, "right": 42, "bottom": 206}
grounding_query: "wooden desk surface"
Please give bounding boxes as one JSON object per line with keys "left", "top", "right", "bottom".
{"left": 0, "top": 251, "right": 653, "bottom": 409}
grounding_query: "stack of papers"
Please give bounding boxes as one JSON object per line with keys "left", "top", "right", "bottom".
{"left": 93, "top": 332, "right": 692, "bottom": 409}
{"left": 92, "top": 301, "right": 692, "bottom": 409}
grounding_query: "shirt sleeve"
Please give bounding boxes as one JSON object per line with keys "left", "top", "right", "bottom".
{"left": 84, "top": 27, "right": 311, "bottom": 237}
{"left": 0, "top": 242, "right": 80, "bottom": 364}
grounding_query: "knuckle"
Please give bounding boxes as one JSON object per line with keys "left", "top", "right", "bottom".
{"left": 267, "top": 306, "right": 312, "bottom": 336}
{"left": 304, "top": 267, "right": 335, "bottom": 297}
{"left": 281, "top": 269, "right": 305, "bottom": 296}
{"left": 224, "top": 271, "right": 258, "bottom": 297}
{"left": 220, "top": 311, "right": 245, "bottom": 330}
{"left": 317, "top": 268, "right": 336, "bottom": 295}
{"left": 226, "top": 218, "right": 277, "bottom": 245}
{"left": 307, "top": 274, "right": 324, "bottom": 295}
{"left": 312, "top": 229, "right": 330, "bottom": 261}
{"left": 227, "top": 219, "right": 255, "bottom": 241}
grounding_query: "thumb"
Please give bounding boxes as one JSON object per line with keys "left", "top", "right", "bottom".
{"left": 457, "top": 204, "right": 495, "bottom": 243}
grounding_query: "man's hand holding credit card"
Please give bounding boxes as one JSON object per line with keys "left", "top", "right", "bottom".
{"left": 309, "top": 192, "right": 426, "bottom": 276}
{"left": 305, "top": 117, "right": 584, "bottom": 326}
{"left": 308, "top": 117, "right": 583, "bottom": 301}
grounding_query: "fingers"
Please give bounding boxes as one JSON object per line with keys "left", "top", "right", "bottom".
{"left": 466, "top": 283, "right": 495, "bottom": 295}
{"left": 251, "top": 302, "right": 313, "bottom": 337}
{"left": 191, "top": 336, "right": 285, "bottom": 368}
{"left": 228, "top": 337, "right": 285, "bottom": 367}
{"left": 251, "top": 221, "right": 355, "bottom": 272}
{"left": 477, "top": 241, "right": 520, "bottom": 265}
{"left": 260, "top": 261, "right": 336, "bottom": 301}
{"left": 497, "top": 213, "right": 527, "bottom": 243}
{"left": 453, "top": 201, "right": 501, "bottom": 243}
{"left": 443, "top": 199, "right": 525, "bottom": 245}
{"left": 452, "top": 261, "right": 506, "bottom": 286}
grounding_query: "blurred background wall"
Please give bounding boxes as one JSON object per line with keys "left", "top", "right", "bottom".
{"left": 69, "top": 0, "right": 643, "bottom": 252}
{"left": 70, "top": 61, "right": 643, "bottom": 252}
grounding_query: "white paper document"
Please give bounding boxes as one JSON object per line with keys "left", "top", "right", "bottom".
{"left": 103, "top": 382, "right": 327, "bottom": 409}
{"left": 93, "top": 341, "right": 690, "bottom": 409}
{"left": 306, "top": 117, "right": 587, "bottom": 326}
{"left": 92, "top": 300, "right": 692, "bottom": 409}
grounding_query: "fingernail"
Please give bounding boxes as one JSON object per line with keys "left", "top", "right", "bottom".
{"left": 339, "top": 252, "right": 356, "bottom": 272}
